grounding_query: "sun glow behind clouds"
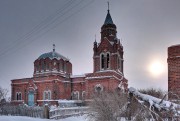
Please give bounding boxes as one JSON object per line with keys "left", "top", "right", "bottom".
{"left": 148, "top": 60, "right": 165, "bottom": 77}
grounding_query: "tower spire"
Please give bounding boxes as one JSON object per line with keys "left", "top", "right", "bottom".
{"left": 104, "top": 1, "right": 113, "bottom": 25}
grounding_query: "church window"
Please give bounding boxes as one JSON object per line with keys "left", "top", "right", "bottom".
{"left": 101, "top": 54, "right": 105, "bottom": 69}
{"left": 46, "top": 62, "right": 49, "bottom": 70}
{"left": 72, "top": 91, "right": 79, "bottom": 100}
{"left": 117, "top": 55, "right": 121, "bottom": 69}
{"left": 82, "top": 91, "right": 86, "bottom": 100}
{"left": 59, "top": 61, "right": 63, "bottom": 71}
{"left": 107, "top": 53, "right": 110, "bottom": 69}
{"left": 43, "top": 90, "right": 51, "bottom": 100}
{"left": 16, "top": 92, "right": 22, "bottom": 100}
{"left": 95, "top": 84, "right": 103, "bottom": 93}
{"left": 37, "top": 65, "right": 39, "bottom": 71}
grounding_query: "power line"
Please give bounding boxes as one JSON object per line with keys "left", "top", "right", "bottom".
{"left": 0, "top": 0, "right": 94, "bottom": 59}
{"left": 15, "top": 0, "right": 95, "bottom": 51}
{"left": 0, "top": 0, "right": 75, "bottom": 57}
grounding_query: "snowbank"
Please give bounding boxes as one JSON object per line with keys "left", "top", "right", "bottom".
{"left": 0, "top": 115, "right": 88, "bottom": 121}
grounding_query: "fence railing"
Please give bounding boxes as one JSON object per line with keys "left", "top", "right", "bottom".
{"left": 0, "top": 104, "right": 44, "bottom": 118}
{"left": 49, "top": 107, "right": 89, "bottom": 119}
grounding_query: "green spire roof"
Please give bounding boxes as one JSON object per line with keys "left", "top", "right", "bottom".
{"left": 104, "top": 10, "right": 114, "bottom": 25}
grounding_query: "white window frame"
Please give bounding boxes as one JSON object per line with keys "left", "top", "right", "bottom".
{"left": 16, "top": 92, "right": 22, "bottom": 100}
{"left": 43, "top": 90, "right": 51, "bottom": 100}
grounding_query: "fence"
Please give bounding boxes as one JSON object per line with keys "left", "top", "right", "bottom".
{"left": 49, "top": 107, "right": 89, "bottom": 119}
{"left": 0, "top": 104, "right": 44, "bottom": 118}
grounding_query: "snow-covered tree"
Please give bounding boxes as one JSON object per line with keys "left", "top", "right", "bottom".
{"left": 88, "top": 87, "right": 180, "bottom": 121}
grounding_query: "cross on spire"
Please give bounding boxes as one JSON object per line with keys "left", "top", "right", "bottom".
{"left": 95, "top": 34, "right": 96, "bottom": 42}
{"left": 107, "top": 1, "right": 109, "bottom": 12}
{"left": 53, "top": 44, "right": 55, "bottom": 52}
{"left": 104, "top": 1, "right": 113, "bottom": 25}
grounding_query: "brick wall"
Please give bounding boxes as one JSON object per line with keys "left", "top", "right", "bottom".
{"left": 167, "top": 44, "right": 180, "bottom": 98}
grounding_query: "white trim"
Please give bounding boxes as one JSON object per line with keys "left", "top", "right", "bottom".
{"left": 37, "top": 100, "right": 58, "bottom": 102}
{"left": 113, "top": 75, "right": 124, "bottom": 81}
{"left": 70, "top": 74, "right": 86, "bottom": 78}
{"left": 12, "top": 82, "right": 28, "bottom": 85}
{"left": 72, "top": 81, "right": 85, "bottom": 83}
{"left": 86, "top": 75, "right": 123, "bottom": 82}
{"left": 34, "top": 69, "right": 65, "bottom": 75}
{"left": 34, "top": 79, "right": 70, "bottom": 83}
{"left": 16, "top": 92, "right": 22, "bottom": 100}
{"left": 43, "top": 90, "right": 51, "bottom": 100}
{"left": 86, "top": 76, "right": 113, "bottom": 80}
{"left": 96, "top": 69, "right": 123, "bottom": 76}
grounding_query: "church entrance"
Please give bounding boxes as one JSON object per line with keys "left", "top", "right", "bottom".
{"left": 28, "top": 91, "right": 34, "bottom": 106}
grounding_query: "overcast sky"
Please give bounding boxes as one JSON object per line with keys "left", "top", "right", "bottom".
{"left": 0, "top": 0, "right": 180, "bottom": 96}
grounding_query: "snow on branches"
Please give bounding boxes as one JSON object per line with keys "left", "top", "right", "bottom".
{"left": 128, "top": 87, "right": 180, "bottom": 120}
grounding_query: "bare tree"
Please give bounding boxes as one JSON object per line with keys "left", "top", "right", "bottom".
{"left": 88, "top": 87, "right": 180, "bottom": 121}
{"left": 88, "top": 91, "right": 128, "bottom": 121}
{"left": 0, "top": 86, "right": 8, "bottom": 104}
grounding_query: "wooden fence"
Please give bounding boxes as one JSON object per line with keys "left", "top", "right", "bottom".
{"left": 0, "top": 104, "right": 44, "bottom": 118}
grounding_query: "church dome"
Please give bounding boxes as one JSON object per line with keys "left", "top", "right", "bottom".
{"left": 38, "top": 51, "right": 69, "bottom": 61}
{"left": 38, "top": 44, "right": 69, "bottom": 61}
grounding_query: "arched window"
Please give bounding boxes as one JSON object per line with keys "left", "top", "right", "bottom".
{"left": 16, "top": 92, "right": 22, "bottom": 100}
{"left": 37, "top": 65, "right": 39, "bottom": 72}
{"left": 72, "top": 91, "right": 79, "bottom": 100}
{"left": 101, "top": 54, "right": 105, "bottom": 69}
{"left": 59, "top": 61, "right": 63, "bottom": 71}
{"left": 117, "top": 55, "right": 121, "bottom": 70}
{"left": 107, "top": 53, "right": 110, "bottom": 69}
{"left": 46, "top": 62, "right": 49, "bottom": 70}
{"left": 82, "top": 91, "right": 86, "bottom": 100}
{"left": 43, "top": 90, "right": 51, "bottom": 100}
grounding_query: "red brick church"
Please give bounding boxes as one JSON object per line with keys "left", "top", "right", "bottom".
{"left": 11, "top": 8, "right": 128, "bottom": 106}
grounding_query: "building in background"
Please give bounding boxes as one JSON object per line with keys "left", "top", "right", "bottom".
{"left": 167, "top": 44, "right": 180, "bottom": 99}
{"left": 11, "top": 8, "right": 128, "bottom": 106}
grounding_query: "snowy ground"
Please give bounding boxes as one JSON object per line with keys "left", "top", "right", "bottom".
{"left": 0, "top": 115, "right": 89, "bottom": 121}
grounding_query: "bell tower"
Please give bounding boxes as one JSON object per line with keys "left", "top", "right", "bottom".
{"left": 93, "top": 4, "right": 124, "bottom": 74}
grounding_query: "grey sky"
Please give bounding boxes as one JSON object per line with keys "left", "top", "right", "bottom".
{"left": 0, "top": 0, "right": 180, "bottom": 96}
